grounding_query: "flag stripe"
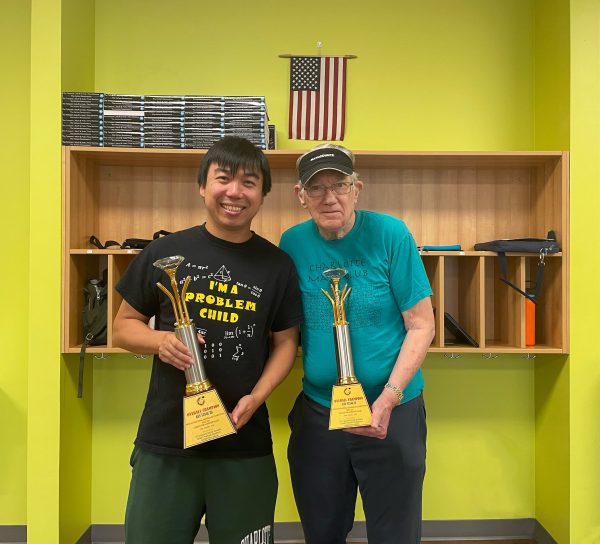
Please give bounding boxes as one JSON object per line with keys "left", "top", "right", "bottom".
{"left": 340, "top": 58, "right": 347, "bottom": 139}
{"left": 289, "top": 91, "right": 295, "bottom": 138}
{"left": 292, "top": 91, "right": 298, "bottom": 138}
{"left": 335, "top": 59, "right": 346, "bottom": 140}
{"left": 298, "top": 91, "right": 303, "bottom": 139}
{"left": 310, "top": 92, "right": 316, "bottom": 140}
{"left": 318, "top": 59, "right": 326, "bottom": 140}
{"left": 304, "top": 90, "right": 311, "bottom": 140}
{"left": 325, "top": 58, "right": 331, "bottom": 140}
{"left": 297, "top": 91, "right": 303, "bottom": 139}
{"left": 332, "top": 58, "right": 339, "bottom": 140}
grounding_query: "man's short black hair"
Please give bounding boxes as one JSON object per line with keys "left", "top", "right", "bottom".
{"left": 197, "top": 136, "right": 272, "bottom": 195}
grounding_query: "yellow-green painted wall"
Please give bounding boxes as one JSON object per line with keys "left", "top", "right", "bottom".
{"left": 61, "top": 0, "right": 95, "bottom": 91}
{"left": 94, "top": 0, "right": 535, "bottom": 152}
{"left": 534, "top": 0, "right": 570, "bottom": 150}
{"left": 28, "top": 0, "right": 63, "bottom": 541}
{"left": 59, "top": 2, "right": 96, "bottom": 542}
{"left": 90, "top": 0, "right": 537, "bottom": 524}
{"left": 0, "top": 0, "right": 30, "bottom": 526}
{"left": 532, "top": 2, "right": 570, "bottom": 542}
{"left": 570, "top": 1, "right": 600, "bottom": 542}
{"left": 535, "top": 356, "right": 570, "bottom": 542}
{"left": 423, "top": 357, "right": 535, "bottom": 519}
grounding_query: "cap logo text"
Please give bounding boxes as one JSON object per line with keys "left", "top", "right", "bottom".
{"left": 310, "top": 153, "right": 335, "bottom": 161}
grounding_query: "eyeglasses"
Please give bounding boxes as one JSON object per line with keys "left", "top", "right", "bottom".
{"left": 303, "top": 181, "right": 354, "bottom": 198}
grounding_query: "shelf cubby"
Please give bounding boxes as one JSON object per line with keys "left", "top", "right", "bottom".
{"left": 443, "top": 256, "right": 483, "bottom": 349}
{"left": 524, "top": 255, "right": 565, "bottom": 350}
{"left": 64, "top": 253, "right": 108, "bottom": 352}
{"left": 421, "top": 255, "right": 443, "bottom": 347}
{"left": 484, "top": 255, "right": 524, "bottom": 350}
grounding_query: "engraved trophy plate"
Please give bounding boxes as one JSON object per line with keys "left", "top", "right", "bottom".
{"left": 321, "top": 268, "right": 371, "bottom": 430}
{"left": 154, "top": 256, "right": 236, "bottom": 447}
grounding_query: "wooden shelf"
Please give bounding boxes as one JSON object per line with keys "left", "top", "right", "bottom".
{"left": 69, "top": 248, "right": 563, "bottom": 257}
{"left": 69, "top": 248, "right": 142, "bottom": 255}
{"left": 429, "top": 345, "right": 563, "bottom": 354}
{"left": 68, "top": 344, "right": 564, "bottom": 355}
{"left": 418, "top": 250, "right": 562, "bottom": 257}
{"left": 62, "top": 147, "right": 569, "bottom": 355}
{"left": 65, "top": 345, "right": 130, "bottom": 354}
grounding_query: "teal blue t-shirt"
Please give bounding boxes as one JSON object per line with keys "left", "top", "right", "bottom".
{"left": 279, "top": 210, "right": 432, "bottom": 407}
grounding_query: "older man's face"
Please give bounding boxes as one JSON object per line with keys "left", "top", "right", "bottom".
{"left": 298, "top": 170, "right": 363, "bottom": 239}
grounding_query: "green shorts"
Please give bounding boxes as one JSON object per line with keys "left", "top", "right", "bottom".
{"left": 125, "top": 446, "right": 277, "bottom": 544}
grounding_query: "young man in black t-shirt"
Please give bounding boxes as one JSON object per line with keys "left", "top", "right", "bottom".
{"left": 114, "top": 137, "right": 303, "bottom": 544}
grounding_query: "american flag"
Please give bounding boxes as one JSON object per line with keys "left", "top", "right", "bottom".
{"left": 289, "top": 56, "right": 347, "bottom": 141}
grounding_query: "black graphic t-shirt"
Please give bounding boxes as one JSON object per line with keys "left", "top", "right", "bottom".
{"left": 116, "top": 225, "right": 303, "bottom": 457}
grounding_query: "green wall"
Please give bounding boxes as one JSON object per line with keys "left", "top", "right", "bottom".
{"left": 534, "top": 0, "right": 570, "bottom": 150}
{"left": 532, "top": 1, "right": 570, "bottom": 542}
{"left": 570, "top": 1, "right": 600, "bottom": 541}
{"left": 28, "top": 0, "right": 62, "bottom": 541}
{"left": 0, "top": 0, "right": 30, "bottom": 527}
{"left": 90, "top": 0, "right": 537, "bottom": 525}
{"left": 94, "top": 0, "right": 535, "bottom": 151}
{"left": 59, "top": 2, "right": 96, "bottom": 542}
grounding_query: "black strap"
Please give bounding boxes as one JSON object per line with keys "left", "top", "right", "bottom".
{"left": 89, "top": 235, "right": 103, "bottom": 249}
{"left": 498, "top": 252, "right": 546, "bottom": 304}
{"left": 78, "top": 333, "right": 93, "bottom": 398}
{"left": 90, "top": 232, "right": 170, "bottom": 250}
{"left": 89, "top": 235, "right": 120, "bottom": 250}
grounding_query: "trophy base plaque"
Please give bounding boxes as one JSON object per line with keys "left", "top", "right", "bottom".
{"left": 328, "top": 383, "right": 372, "bottom": 430}
{"left": 183, "top": 389, "right": 236, "bottom": 448}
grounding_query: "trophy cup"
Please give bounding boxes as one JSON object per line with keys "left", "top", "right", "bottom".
{"left": 321, "top": 268, "right": 372, "bottom": 430}
{"left": 154, "top": 255, "right": 235, "bottom": 448}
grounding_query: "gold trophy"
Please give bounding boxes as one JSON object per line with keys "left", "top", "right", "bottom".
{"left": 321, "top": 268, "right": 372, "bottom": 430}
{"left": 154, "top": 256, "right": 235, "bottom": 448}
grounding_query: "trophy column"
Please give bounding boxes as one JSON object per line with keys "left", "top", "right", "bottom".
{"left": 154, "top": 256, "right": 236, "bottom": 447}
{"left": 321, "top": 268, "right": 371, "bottom": 430}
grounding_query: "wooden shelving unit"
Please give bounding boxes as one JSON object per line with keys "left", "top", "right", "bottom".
{"left": 62, "top": 147, "right": 569, "bottom": 354}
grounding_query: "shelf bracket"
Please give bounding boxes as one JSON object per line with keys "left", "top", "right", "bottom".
{"left": 443, "top": 352, "right": 462, "bottom": 359}
{"left": 93, "top": 353, "right": 110, "bottom": 360}
{"left": 521, "top": 353, "right": 537, "bottom": 360}
{"left": 481, "top": 353, "right": 499, "bottom": 359}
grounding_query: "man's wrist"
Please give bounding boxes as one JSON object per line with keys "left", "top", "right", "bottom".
{"left": 384, "top": 382, "right": 404, "bottom": 405}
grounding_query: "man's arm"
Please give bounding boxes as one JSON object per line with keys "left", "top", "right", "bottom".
{"left": 231, "top": 325, "right": 299, "bottom": 430}
{"left": 346, "top": 296, "right": 435, "bottom": 439}
{"left": 113, "top": 299, "right": 195, "bottom": 371}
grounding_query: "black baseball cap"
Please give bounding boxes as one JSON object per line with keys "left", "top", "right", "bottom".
{"left": 297, "top": 148, "right": 354, "bottom": 186}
